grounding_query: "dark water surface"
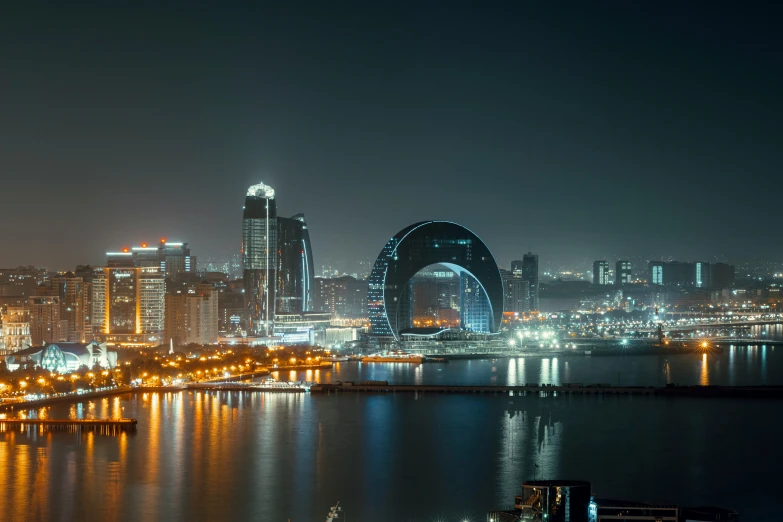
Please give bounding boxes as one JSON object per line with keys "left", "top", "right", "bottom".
{"left": 1, "top": 341, "right": 782, "bottom": 522}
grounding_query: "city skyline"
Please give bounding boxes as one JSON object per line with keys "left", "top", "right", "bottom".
{"left": 2, "top": 3, "right": 782, "bottom": 270}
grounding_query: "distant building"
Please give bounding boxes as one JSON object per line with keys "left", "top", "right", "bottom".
{"left": 274, "top": 311, "right": 331, "bottom": 344}
{"left": 695, "top": 261, "right": 711, "bottom": 289}
{"left": 521, "top": 253, "right": 539, "bottom": 310}
{"left": 277, "top": 214, "right": 315, "bottom": 313}
{"left": 315, "top": 276, "right": 368, "bottom": 319}
{"left": 649, "top": 261, "right": 665, "bottom": 285}
{"left": 593, "top": 260, "right": 610, "bottom": 285}
{"left": 107, "top": 240, "right": 196, "bottom": 280}
{"left": 0, "top": 267, "right": 45, "bottom": 297}
{"left": 165, "top": 282, "right": 218, "bottom": 346}
{"left": 511, "top": 259, "right": 524, "bottom": 277}
{"left": 28, "top": 296, "right": 63, "bottom": 345}
{"left": 615, "top": 260, "right": 632, "bottom": 285}
{"left": 710, "top": 263, "right": 735, "bottom": 290}
{"left": 500, "top": 269, "right": 530, "bottom": 314}
{"left": 49, "top": 272, "right": 87, "bottom": 342}
{"left": 590, "top": 499, "right": 678, "bottom": 521}
{"left": 1, "top": 305, "right": 31, "bottom": 352}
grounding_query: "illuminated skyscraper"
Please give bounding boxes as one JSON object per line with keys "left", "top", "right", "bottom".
{"left": 242, "top": 183, "right": 277, "bottom": 336}
{"left": 277, "top": 213, "right": 315, "bottom": 313}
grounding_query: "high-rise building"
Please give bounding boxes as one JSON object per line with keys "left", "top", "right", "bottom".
{"left": 165, "top": 282, "right": 219, "bottom": 346}
{"left": 593, "top": 260, "right": 610, "bottom": 285}
{"left": 277, "top": 213, "right": 315, "bottom": 313}
{"left": 315, "top": 276, "right": 368, "bottom": 319}
{"left": 695, "top": 261, "right": 711, "bottom": 289}
{"left": 649, "top": 261, "right": 664, "bottom": 285}
{"left": 107, "top": 240, "right": 196, "bottom": 280}
{"left": 510, "top": 259, "right": 524, "bottom": 277}
{"left": 615, "top": 260, "right": 632, "bottom": 285}
{"left": 242, "top": 183, "right": 278, "bottom": 336}
{"left": 711, "top": 263, "right": 735, "bottom": 290}
{"left": 1, "top": 305, "right": 31, "bottom": 351}
{"left": 49, "top": 272, "right": 87, "bottom": 342}
{"left": 521, "top": 253, "right": 539, "bottom": 311}
{"left": 28, "top": 295, "right": 63, "bottom": 345}
{"left": 460, "top": 271, "right": 492, "bottom": 332}
{"left": 500, "top": 268, "right": 530, "bottom": 314}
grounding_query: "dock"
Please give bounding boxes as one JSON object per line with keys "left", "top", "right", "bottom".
{"left": 0, "top": 418, "right": 137, "bottom": 434}
{"left": 187, "top": 383, "right": 306, "bottom": 393}
{"left": 310, "top": 383, "right": 783, "bottom": 399}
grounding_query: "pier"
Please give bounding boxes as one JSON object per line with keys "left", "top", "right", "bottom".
{"left": 0, "top": 418, "right": 137, "bottom": 434}
{"left": 310, "top": 383, "right": 783, "bottom": 399}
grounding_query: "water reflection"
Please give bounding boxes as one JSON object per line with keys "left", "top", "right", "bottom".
{"left": 700, "top": 354, "right": 710, "bottom": 386}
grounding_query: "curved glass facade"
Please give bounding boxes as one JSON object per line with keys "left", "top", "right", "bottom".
{"left": 242, "top": 185, "right": 277, "bottom": 336}
{"left": 368, "top": 221, "right": 503, "bottom": 340}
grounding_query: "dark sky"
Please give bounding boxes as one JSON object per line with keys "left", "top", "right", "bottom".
{"left": 2, "top": 2, "right": 781, "bottom": 272}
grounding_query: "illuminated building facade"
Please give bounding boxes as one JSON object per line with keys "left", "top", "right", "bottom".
{"left": 315, "top": 276, "right": 368, "bottom": 319}
{"left": 1, "top": 305, "right": 31, "bottom": 352}
{"left": 593, "top": 260, "right": 610, "bottom": 285}
{"left": 49, "top": 272, "right": 87, "bottom": 342}
{"left": 107, "top": 240, "right": 196, "bottom": 280}
{"left": 277, "top": 213, "right": 315, "bottom": 313}
{"left": 243, "top": 183, "right": 278, "bottom": 336}
{"left": 368, "top": 221, "right": 503, "bottom": 340}
{"left": 615, "top": 260, "right": 632, "bottom": 285}
{"left": 515, "top": 480, "right": 591, "bottom": 522}
{"left": 500, "top": 269, "right": 530, "bottom": 314}
{"left": 649, "top": 261, "right": 664, "bottom": 285}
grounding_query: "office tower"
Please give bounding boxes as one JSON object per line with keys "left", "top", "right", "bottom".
{"left": 107, "top": 240, "right": 196, "bottom": 280}
{"left": 711, "top": 263, "right": 735, "bottom": 289}
{"left": 521, "top": 253, "right": 539, "bottom": 310}
{"left": 500, "top": 269, "right": 530, "bottom": 314}
{"left": 615, "top": 260, "right": 632, "bottom": 285}
{"left": 1, "top": 305, "right": 31, "bottom": 351}
{"left": 28, "top": 296, "right": 63, "bottom": 345}
{"left": 49, "top": 272, "right": 87, "bottom": 342}
{"left": 277, "top": 213, "right": 315, "bottom": 313}
{"left": 649, "top": 261, "right": 664, "bottom": 285}
{"left": 242, "top": 183, "right": 278, "bottom": 336}
{"left": 139, "top": 268, "right": 165, "bottom": 335}
{"left": 165, "top": 282, "right": 219, "bottom": 345}
{"left": 695, "top": 261, "right": 712, "bottom": 289}
{"left": 593, "top": 260, "right": 610, "bottom": 285}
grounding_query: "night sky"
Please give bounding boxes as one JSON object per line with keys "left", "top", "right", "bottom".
{"left": 2, "top": 2, "right": 781, "bottom": 272}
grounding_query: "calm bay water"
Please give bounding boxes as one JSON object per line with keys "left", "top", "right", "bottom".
{"left": 1, "top": 339, "right": 782, "bottom": 521}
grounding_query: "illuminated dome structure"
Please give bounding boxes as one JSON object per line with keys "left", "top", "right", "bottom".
{"left": 368, "top": 221, "right": 503, "bottom": 340}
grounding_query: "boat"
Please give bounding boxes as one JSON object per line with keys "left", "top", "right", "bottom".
{"left": 361, "top": 351, "right": 425, "bottom": 363}
{"left": 327, "top": 356, "right": 350, "bottom": 362}
{"left": 424, "top": 356, "right": 449, "bottom": 363}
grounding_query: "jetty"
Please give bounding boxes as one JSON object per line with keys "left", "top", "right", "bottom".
{"left": 0, "top": 418, "right": 137, "bottom": 434}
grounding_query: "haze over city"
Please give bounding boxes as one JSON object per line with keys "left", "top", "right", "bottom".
{"left": 2, "top": 3, "right": 782, "bottom": 271}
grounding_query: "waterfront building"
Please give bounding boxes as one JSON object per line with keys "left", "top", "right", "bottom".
{"left": 368, "top": 221, "right": 503, "bottom": 340}
{"left": 28, "top": 296, "right": 63, "bottom": 345}
{"left": 277, "top": 213, "right": 315, "bottom": 313}
{"left": 593, "top": 260, "right": 610, "bottom": 285}
{"left": 273, "top": 311, "right": 331, "bottom": 344}
{"left": 521, "top": 253, "right": 539, "bottom": 310}
{"left": 4, "top": 341, "right": 117, "bottom": 373}
{"left": 165, "top": 282, "right": 219, "bottom": 346}
{"left": 615, "top": 260, "right": 632, "bottom": 285}
{"left": 242, "top": 182, "right": 278, "bottom": 336}
{"left": 1, "top": 305, "right": 31, "bottom": 352}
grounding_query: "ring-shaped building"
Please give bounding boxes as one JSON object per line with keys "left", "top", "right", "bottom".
{"left": 368, "top": 221, "right": 504, "bottom": 340}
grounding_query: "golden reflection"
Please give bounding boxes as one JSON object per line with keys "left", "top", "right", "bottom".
{"left": 700, "top": 353, "right": 709, "bottom": 386}
{"left": 30, "top": 446, "right": 50, "bottom": 517}
{"left": 13, "top": 436, "right": 30, "bottom": 515}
